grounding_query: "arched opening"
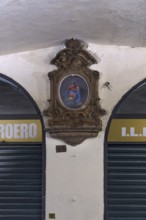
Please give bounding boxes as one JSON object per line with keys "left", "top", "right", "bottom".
{"left": 105, "top": 78, "right": 146, "bottom": 220}
{"left": 0, "top": 73, "right": 45, "bottom": 220}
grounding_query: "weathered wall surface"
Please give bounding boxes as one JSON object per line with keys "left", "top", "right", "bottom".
{"left": 0, "top": 43, "right": 145, "bottom": 220}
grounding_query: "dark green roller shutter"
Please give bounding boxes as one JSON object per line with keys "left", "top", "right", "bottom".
{"left": 0, "top": 145, "right": 42, "bottom": 220}
{"left": 105, "top": 79, "right": 146, "bottom": 220}
{"left": 0, "top": 74, "right": 45, "bottom": 220}
{"left": 107, "top": 143, "right": 146, "bottom": 220}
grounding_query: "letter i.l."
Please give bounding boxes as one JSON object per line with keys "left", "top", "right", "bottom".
{"left": 121, "top": 127, "right": 138, "bottom": 136}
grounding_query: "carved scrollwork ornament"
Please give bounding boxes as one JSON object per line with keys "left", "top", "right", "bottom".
{"left": 44, "top": 38, "right": 106, "bottom": 146}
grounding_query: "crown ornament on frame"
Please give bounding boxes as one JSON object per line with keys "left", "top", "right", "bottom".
{"left": 44, "top": 39, "right": 106, "bottom": 146}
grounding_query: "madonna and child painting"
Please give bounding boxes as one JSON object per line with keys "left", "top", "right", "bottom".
{"left": 59, "top": 75, "right": 89, "bottom": 110}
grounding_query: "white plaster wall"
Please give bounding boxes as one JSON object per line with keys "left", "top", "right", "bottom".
{"left": 0, "top": 43, "right": 146, "bottom": 220}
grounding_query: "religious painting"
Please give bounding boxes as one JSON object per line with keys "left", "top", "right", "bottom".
{"left": 59, "top": 74, "right": 89, "bottom": 110}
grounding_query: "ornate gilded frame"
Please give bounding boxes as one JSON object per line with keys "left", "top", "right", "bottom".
{"left": 44, "top": 39, "right": 106, "bottom": 145}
